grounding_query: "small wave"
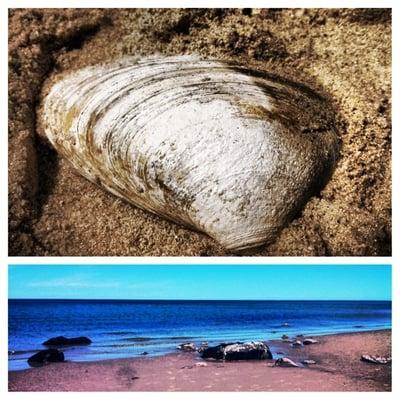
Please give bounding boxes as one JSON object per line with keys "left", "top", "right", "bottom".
{"left": 122, "top": 337, "right": 154, "bottom": 342}
{"left": 8, "top": 349, "right": 41, "bottom": 356}
{"left": 92, "top": 343, "right": 133, "bottom": 348}
{"left": 167, "top": 336, "right": 197, "bottom": 340}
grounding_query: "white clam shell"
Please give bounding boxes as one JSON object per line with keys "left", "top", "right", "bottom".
{"left": 40, "top": 55, "right": 339, "bottom": 252}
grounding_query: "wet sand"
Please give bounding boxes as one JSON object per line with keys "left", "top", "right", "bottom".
{"left": 8, "top": 330, "right": 391, "bottom": 391}
{"left": 8, "top": 9, "right": 391, "bottom": 256}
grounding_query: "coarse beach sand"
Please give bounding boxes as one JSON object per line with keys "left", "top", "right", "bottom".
{"left": 8, "top": 9, "right": 391, "bottom": 256}
{"left": 8, "top": 330, "right": 391, "bottom": 391}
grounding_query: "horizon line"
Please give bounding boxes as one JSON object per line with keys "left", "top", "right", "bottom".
{"left": 8, "top": 298, "right": 391, "bottom": 302}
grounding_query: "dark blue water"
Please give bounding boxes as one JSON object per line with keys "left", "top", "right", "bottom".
{"left": 8, "top": 299, "right": 391, "bottom": 370}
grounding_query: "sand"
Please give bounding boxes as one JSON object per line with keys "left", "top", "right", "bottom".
{"left": 8, "top": 330, "right": 391, "bottom": 391}
{"left": 8, "top": 9, "right": 391, "bottom": 256}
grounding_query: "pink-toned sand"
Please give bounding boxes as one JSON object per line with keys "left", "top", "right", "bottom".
{"left": 8, "top": 330, "right": 391, "bottom": 391}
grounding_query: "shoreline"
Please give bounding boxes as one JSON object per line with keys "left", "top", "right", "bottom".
{"left": 9, "top": 329, "right": 391, "bottom": 391}
{"left": 9, "top": 327, "right": 391, "bottom": 372}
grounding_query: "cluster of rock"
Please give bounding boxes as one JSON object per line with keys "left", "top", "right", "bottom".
{"left": 176, "top": 334, "right": 321, "bottom": 364}
{"left": 268, "top": 334, "right": 319, "bottom": 367}
{"left": 281, "top": 335, "right": 318, "bottom": 347}
{"left": 28, "top": 334, "right": 325, "bottom": 368}
{"left": 176, "top": 341, "right": 209, "bottom": 352}
{"left": 27, "top": 336, "right": 92, "bottom": 367}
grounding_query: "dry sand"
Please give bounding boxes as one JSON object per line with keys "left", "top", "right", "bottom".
{"left": 8, "top": 9, "right": 391, "bottom": 256}
{"left": 8, "top": 330, "right": 391, "bottom": 391}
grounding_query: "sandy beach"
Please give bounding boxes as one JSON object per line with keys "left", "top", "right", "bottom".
{"left": 8, "top": 330, "right": 391, "bottom": 391}
{"left": 8, "top": 8, "right": 391, "bottom": 256}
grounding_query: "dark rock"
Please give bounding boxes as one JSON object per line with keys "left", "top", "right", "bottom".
{"left": 303, "top": 338, "right": 318, "bottom": 345}
{"left": 292, "top": 340, "right": 302, "bottom": 347}
{"left": 28, "top": 349, "right": 64, "bottom": 367}
{"left": 274, "top": 357, "right": 299, "bottom": 367}
{"left": 281, "top": 334, "right": 289, "bottom": 340}
{"left": 200, "top": 341, "right": 272, "bottom": 361}
{"left": 141, "top": 351, "right": 149, "bottom": 355}
{"left": 43, "top": 336, "right": 92, "bottom": 346}
{"left": 361, "top": 354, "right": 391, "bottom": 364}
{"left": 201, "top": 343, "right": 233, "bottom": 359}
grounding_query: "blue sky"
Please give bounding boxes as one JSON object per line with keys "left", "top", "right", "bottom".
{"left": 8, "top": 265, "right": 391, "bottom": 301}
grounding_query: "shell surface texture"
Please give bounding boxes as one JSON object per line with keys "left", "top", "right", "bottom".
{"left": 40, "top": 55, "right": 339, "bottom": 252}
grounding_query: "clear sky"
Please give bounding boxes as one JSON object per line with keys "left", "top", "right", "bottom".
{"left": 8, "top": 265, "right": 391, "bottom": 301}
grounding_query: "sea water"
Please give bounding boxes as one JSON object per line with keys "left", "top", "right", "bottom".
{"left": 8, "top": 299, "right": 391, "bottom": 370}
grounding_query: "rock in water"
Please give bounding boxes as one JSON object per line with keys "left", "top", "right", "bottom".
{"left": 28, "top": 349, "right": 65, "bottom": 367}
{"left": 39, "top": 55, "right": 339, "bottom": 252}
{"left": 281, "top": 334, "right": 289, "bottom": 340}
{"left": 281, "top": 335, "right": 289, "bottom": 340}
{"left": 200, "top": 341, "right": 272, "bottom": 360}
{"left": 43, "top": 336, "right": 92, "bottom": 346}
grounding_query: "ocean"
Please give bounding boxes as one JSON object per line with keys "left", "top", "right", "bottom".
{"left": 8, "top": 299, "right": 391, "bottom": 371}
